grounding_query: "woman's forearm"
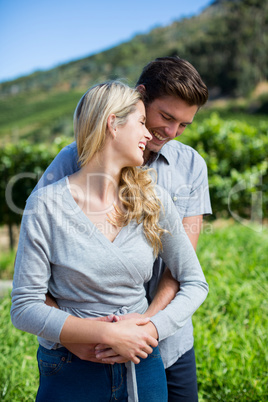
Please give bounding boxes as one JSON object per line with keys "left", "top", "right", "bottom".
{"left": 61, "top": 315, "right": 158, "bottom": 364}
{"left": 60, "top": 315, "right": 110, "bottom": 344}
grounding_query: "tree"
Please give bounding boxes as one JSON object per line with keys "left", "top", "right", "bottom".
{"left": 0, "top": 138, "right": 70, "bottom": 249}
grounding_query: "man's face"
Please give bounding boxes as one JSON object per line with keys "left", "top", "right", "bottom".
{"left": 144, "top": 95, "right": 198, "bottom": 158}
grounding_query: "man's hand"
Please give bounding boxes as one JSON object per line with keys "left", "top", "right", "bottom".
{"left": 116, "top": 312, "right": 144, "bottom": 321}
{"left": 45, "top": 293, "right": 59, "bottom": 308}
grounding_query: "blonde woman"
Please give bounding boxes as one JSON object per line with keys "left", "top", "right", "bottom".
{"left": 11, "top": 81, "right": 208, "bottom": 402}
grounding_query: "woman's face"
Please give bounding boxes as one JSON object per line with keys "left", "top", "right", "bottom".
{"left": 114, "top": 101, "right": 152, "bottom": 167}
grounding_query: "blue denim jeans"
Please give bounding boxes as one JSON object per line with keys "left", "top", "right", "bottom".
{"left": 36, "top": 345, "right": 167, "bottom": 401}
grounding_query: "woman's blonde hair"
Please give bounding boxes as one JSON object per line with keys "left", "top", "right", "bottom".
{"left": 74, "top": 81, "right": 166, "bottom": 255}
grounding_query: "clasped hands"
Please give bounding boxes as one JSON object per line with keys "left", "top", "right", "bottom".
{"left": 62, "top": 313, "right": 158, "bottom": 365}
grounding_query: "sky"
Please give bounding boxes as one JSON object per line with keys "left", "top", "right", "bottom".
{"left": 0, "top": 0, "right": 213, "bottom": 83}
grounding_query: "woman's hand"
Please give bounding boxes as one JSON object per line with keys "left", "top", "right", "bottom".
{"left": 60, "top": 314, "right": 158, "bottom": 365}
{"left": 99, "top": 317, "right": 158, "bottom": 364}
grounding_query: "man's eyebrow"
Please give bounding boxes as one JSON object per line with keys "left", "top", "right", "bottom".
{"left": 161, "top": 109, "right": 193, "bottom": 125}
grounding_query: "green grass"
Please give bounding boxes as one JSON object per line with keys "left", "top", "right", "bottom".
{"left": 0, "top": 222, "right": 267, "bottom": 400}
{"left": 0, "top": 296, "right": 38, "bottom": 401}
{"left": 0, "top": 250, "right": 16, "bottom": 279}
{"left": 194, "top": 221, "right": 268, "bottom": 401}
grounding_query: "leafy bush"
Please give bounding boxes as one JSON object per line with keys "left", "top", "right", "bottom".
{"left": 180, "top": 113, "right": 268, "bottom": 221}
{"left": 0, "top": 136, "right": 70, "bottom": 248}
{"left": 0, "top": 250, "right": 16, "bottom": 279}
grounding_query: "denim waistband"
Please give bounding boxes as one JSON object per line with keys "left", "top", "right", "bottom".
{"left": 54, "top": 298, "right": 149, "bottom": 400}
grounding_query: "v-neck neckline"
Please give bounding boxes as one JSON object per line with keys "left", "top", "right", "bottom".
{"left": 65, "top": 177, "right": 125, "bottom": 245}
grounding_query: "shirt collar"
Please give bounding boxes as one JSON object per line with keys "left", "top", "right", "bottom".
{"left": 146, "top": 144, "right": 171, "bottom": 166}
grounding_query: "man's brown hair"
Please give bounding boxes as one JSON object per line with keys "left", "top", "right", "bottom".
{"left": 136, "top": 56, "right": 208, "bottom": 107}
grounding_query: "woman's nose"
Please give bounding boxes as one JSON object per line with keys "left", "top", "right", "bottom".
{"left": 145, "top": 128, "right": 152, "bottom": 141}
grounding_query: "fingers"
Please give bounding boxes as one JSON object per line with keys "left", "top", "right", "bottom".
{"left": 95, "top": 348, "right": 117, "bottom": 359}
{"left": 79, "top": 356, "right": 113, "bottom": 364}
{"left": 95, "top": 345, "right": 153, "bottom": 362}
{"left": 101, "top": 356, "right": 129, "bottom": 364}
{"left": 140, "top": 345, "right": 153, "bottom": 355}
{"left": 62, "top": 343, "right": 97, "bottom": 360}
{"left": 107, "top": 319, "right": 158, "bottom": 363}
{"left": 148, "top": 336, "right": 158, "bottom": 348}
{"left": 86, "top": 315, "right": 116, "bottom": 322}
{"left": 117, "top": 313, "right": 143, "bottom": 321}
{"left": 132, "top": 356, "right": 140, "bottom": 364}
{"left": 95, "top": 344, "right": 153, "bottom": 364}
{"left": 101, "top": 354, "right": 144, "bottom": 365}
{"left": 132, "top": 342, "right": 152, "bottom": 360}
{"left": 95, "top": 344, "right": 110, "bottom": 351}
{"left": 136, "top": 351, "right": 148, "bottom": 360}
{"left": 135, "top": 317, "right": 151, "bottom": 325}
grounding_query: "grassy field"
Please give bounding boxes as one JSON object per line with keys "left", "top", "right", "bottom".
{"left": 0, "top": 221, "right": 267, "bottom": 401}
{"left": 194, "top": 221, "right": 268, "bottom": 401}
{"left": 0, "top": 89, "right": 83, "bottom": 144}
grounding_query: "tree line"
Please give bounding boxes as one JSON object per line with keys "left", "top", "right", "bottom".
{"left": 0, "top": 0, "right": 267, "bottom": 99}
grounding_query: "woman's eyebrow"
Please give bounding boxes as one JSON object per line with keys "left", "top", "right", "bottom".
{"left": 141, "top": 114, "right": 146, "bottom": 121}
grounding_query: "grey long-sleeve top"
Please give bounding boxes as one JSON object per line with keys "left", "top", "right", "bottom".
{"left": 11, "top": 177, "right": 208, "bottom": 348}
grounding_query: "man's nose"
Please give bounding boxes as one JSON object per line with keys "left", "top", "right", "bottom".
{"left": 165, "top": 123, "right": 179, "bottom": 139}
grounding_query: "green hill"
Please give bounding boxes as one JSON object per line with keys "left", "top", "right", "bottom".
{"left": 0, "top": 0, "right": 267, "bottom": 143}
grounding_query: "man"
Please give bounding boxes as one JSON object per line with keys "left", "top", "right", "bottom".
{"left": 36, "top": 56, "right": 212, "bottom": 401}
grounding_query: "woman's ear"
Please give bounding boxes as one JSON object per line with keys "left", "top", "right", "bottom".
{"left": 107, "top": 114, "right": 117, "bottom": 138}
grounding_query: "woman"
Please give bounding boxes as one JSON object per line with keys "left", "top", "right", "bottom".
{"left": 11, "top": 81, "right": 208, "bottom": 401}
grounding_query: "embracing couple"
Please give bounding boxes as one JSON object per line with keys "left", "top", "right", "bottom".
{"left": 11, "top": 56, "right": 212, "bottom": 401}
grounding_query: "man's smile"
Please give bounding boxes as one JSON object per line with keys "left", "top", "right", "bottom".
{"left": 151, "top": 130, "right": 167, "bottom": 142}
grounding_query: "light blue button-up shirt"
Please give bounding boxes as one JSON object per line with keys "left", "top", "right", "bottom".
{"left": 146, "top": 140, "right": 212, "bottom": 368}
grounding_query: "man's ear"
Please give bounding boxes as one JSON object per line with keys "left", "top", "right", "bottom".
{"left": 107, "top": 114, "right": 117, "bottom": 138}
{"left": 136, "top": 84, "right": 146, "bottom": 96}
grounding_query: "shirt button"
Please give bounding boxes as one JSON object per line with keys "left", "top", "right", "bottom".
{"left": 173, "top": 196, "right": 178, "bottom": 201}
